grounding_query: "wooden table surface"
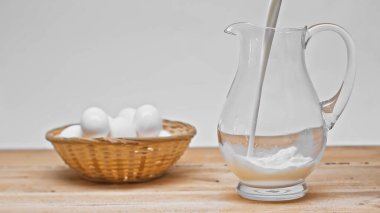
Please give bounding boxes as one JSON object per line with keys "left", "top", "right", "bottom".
{"left": 0, "top": 147, "right": 379, "bottom": 212}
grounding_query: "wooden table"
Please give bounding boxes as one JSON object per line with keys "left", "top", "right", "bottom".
{"left": 0, "top": 147, "right": 379, "bottom": 212}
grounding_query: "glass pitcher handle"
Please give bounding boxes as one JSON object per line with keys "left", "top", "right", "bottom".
{"left": 305, "top": 23, "right": 356, "bottom": 130}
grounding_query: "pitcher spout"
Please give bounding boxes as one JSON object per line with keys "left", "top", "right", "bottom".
{"left": 224, "top": 22, "right": 250, "bottom": 36}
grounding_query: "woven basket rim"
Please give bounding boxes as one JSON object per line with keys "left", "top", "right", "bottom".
{"left": 46, "top": 119, "right": 196, "bottom": 145}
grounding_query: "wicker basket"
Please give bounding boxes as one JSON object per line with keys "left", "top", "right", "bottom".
{"left": 46, "top": 120, "right": 196, "bottom": 183}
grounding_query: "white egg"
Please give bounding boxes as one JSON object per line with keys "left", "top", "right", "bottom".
{"left": 59, "top": 125, "right": 83, "bottom": 138}
{"left": 109, "top": 117, "right": 137, "bottom": 138}
{"left": 134, "top": 105, "right": 162, "bottom": 137}
{"left": 159, "top": 130, "right": 171, "bottom": 137}
{"left": 118, "top": 107, "right": 136, "bottom": 123}
{"left": 80, "top": 107, "right": 110, "bottom": 138}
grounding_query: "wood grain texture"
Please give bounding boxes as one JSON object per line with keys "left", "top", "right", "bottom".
{"left": 0, "top": 147, "right": 379, "bottom": 212}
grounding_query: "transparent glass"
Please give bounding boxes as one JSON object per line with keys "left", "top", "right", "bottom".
{"left": 218, "top": 23, "right": 356, "bottom": 201}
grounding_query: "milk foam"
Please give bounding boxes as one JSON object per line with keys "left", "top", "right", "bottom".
{"left": 241, "top": 146, "right": 312, "bottom": 170}
{"left": 221, "top": 142, "right": 315, "bottom": 187}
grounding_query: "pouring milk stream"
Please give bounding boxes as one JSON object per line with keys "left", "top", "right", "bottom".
{"left": 247, "top": 0, "right": 282, "bottom": 157}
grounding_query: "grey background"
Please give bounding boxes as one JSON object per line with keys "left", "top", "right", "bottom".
{"left": 0, "top": 0, "right": 378, "bottom": 149}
